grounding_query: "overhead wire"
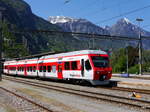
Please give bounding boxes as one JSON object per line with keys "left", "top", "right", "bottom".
{"left": 95, "top": 4, "right": 150, "bottom": 24}
{"left": 142, "top": 24, "right": 150, "bottom": 29}
{"left": 63, "top": 0, "right": 99, "bottom": 15}
{"left": 73, "top": 0, "right": 99, "bottom": 16}
{"left": 83, "top": 0, "right": 130, "bottom": 18}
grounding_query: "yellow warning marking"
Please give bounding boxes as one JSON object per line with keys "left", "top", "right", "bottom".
{"left": 132, "top": 92, "right": 142, "bottom": 98}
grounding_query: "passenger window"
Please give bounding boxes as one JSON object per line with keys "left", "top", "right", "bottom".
{"left": 58, "top": 65, "right": 62, "bottom": 72}
{"left": 65, "top": 62, "right": 70, "bottom": 70}
{"left": 30, "top": 66, "right": 32, "bottom": 72}
{"left": 47, "top": 66, "right": 51, "bottom": 72}
{"left": 71, "top": 61, "right": 77, "bottom": 70}
{"left": 33, "top": 66, "right": 36, "bottom": 72}
{"left": 39, "top": 66, "right": 42, "bottom": 72}
{"left": 27, "top": 67, "right": 30, "bottom": 71}
{"left": 52, "top": 65, "right": 56, "bottom": 73}
{"left": 85, "top": 60, "right": 92, "bottom": 70}
{"left": 43, "top": 66, "right": 46, "bottom": 72}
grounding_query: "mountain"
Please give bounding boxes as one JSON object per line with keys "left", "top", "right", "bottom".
{"left": 1, "top": 0, "right": 89, "bottom": 58}
{"left": 2, "top": 0, "right": 150, "bottom": 58}
{"left": 48, "top": 16, "right": 109, "bottom": 35}
{"left": 108, "top": 18, "right": 150, "bottom": 37}
{"left": 48, "top": 16, "right": 113, "bottom": 50}
{"left": 1, "top": 0, "right": 60, "bottom": 30}
{"left": 108, "top": 18, "right": 150, "bottom": 49}
{"left": 1, "top": 0, "right": 63, "bottom": 57}
{"left": 48, "top": 16, "right": 150, "bottom": 49}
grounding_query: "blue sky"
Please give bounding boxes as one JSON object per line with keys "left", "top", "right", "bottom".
{"left": 24, "top": 0, "right": 150, "bottom": 31}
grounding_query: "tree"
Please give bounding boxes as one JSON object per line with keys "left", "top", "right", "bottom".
{"left": 111, "top": 46, "right": 139, "bottom": 73}
{"left": 2, "top": 22, "right": 29, "bottom": 58}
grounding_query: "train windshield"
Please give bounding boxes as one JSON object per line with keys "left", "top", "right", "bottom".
{"left": 91, "top": 56, "right": 109, "bottom": 68}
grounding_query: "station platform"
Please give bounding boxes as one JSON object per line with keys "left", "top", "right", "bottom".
{"left": 111, "top": 74, "right": 150, "bottom": 90}
{"left": 112, "top": 73, "right": 150, "bottom": 79}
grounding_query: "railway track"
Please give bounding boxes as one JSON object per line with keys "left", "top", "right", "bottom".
{"left": 112, "top": 75, "right": 150, "bottom": 80}
{"left": 0, "top": 86, "right": 55, "bottom": 112}
{"left": 3, "top": 76, "right": 150, "bottom": 111}
{"left": 98, "top": 86, "right": 150, "bottom": 95}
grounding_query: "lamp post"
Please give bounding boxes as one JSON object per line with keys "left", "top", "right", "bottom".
{"left": 0, "top": 7, "right": 5, "bottom": 81}
{"left": 126, "top": 42, "right": 129, "bottom": 76}
{"left": 136, "top": 18, "right": 143, "bottom": 75}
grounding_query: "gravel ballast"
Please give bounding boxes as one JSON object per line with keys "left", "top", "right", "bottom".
{"left": 0, "top": 78, "right": 149, "bottom": 112}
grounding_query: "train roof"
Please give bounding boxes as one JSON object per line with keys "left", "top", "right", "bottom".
{"left": 42, "top": 50, "right": 107, "bottom": 59}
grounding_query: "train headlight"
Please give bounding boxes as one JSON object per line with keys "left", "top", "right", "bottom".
{"left": 108, "top": 71, "right": 111, "bottom": 74}
{"left": 96, "top": 71, "right": 100, "bottom": 74}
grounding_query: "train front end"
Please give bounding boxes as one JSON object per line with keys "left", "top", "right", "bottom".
{"left": 89, "top": 53, "right": 112, "bottom": 85}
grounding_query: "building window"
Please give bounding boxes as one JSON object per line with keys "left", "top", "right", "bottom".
{"left": 71, "top": 61, "right": 77, "bottom": 70}
{"left": 65, "top": 62, "right": 70, "bottom": 70}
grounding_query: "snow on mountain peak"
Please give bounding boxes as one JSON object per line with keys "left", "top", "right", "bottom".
{"left": 123, "top": 17, "right": 130, "bottom": 23}
{"left": 48, "top": 16, "right": 87, "bottom": 24}
{"left": 48, "top": 16, "right": 72, "bottom": 24}
{"left": 119, "top": 17, "right": 131, "bottom": 24}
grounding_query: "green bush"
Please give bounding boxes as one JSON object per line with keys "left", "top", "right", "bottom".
{"left": 128, "top": 65, "right": 139, "bottom": 74}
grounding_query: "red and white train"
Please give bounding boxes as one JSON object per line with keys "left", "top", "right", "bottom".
{"left": 3, "top": 50, "right": 112, "bottom": 85}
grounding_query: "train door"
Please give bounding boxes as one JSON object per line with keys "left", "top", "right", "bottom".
{"left": 58, "top": 64, "right": 63, "bottom": 79}
{"left": 24, "top": 61, "right": 27, "bottom": 76}
{"left": 81, "top": 59, "right": 92, "bottom": 79}
{"left": 8, "top": 66, "right": 9, "bottom": 74}
{"left": 81, "top": 59, "right": 84, "bottom": 77}
{"left": 43, "top": 65, "right": 46, "bottom": 77}
{"left": 38, "top": 58, "right": 44, "bottom": 77}
{"left": 84, "top": 59, "right": 92, "bottom": 78}
{"left": 24, "top": 65, "right": 27, "bottom": 76}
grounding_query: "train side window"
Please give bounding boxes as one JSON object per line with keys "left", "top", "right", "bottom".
{"left": 33, "top": 66, "right": 36, "bottom": 72}
{"left": 39, "top": 66, "right": 42, "bottom": 72}
{"left": 30, "top": 66, "right": 32, "bottom": 72}
{"left": 64, "top": 62, "right": 70, "bottom": 70}
{"left": 27, "top": 67, "right": 30, "bottom": 72}
{"left": 85, "top": 60, "right": 92, "bottom": 70}
{"left": 52, "top": 65, "right": 56, "bottom": 73}
{"left": 71, "top": 61, "right": 77, "bottom": 70}
{"left": 43, "top": 66, "right": 46, "bottom": 72}
{"left": 47, "top": 66, "right": 51, "bottom": 72}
